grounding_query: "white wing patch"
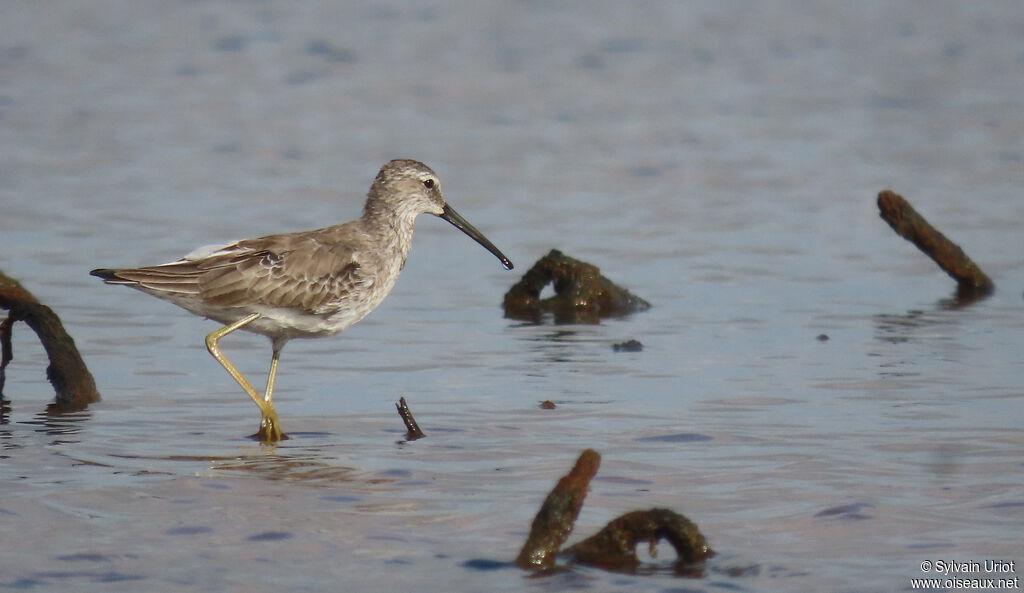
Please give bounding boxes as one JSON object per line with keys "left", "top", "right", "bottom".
{"left": 168, "top": 241, "right": 243, "bottom": 264}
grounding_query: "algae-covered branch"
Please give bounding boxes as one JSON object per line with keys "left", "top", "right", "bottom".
{"left": 0, "top": 270, "right": 100, "bottom": 411}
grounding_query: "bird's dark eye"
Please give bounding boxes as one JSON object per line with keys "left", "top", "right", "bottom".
{"left": 422, "top": 178, "right": 436, "bottom": 189}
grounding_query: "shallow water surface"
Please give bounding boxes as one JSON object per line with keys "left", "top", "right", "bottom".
{"left": 2, "top": 2, "right": 1023, "bottom": 592}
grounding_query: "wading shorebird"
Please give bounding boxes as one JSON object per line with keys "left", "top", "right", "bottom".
{"left": 91, "top": 159, "right": 513, "bottom": 442}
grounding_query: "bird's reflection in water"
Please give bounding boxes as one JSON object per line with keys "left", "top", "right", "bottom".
{"left": 211, "top": 451, "right": 360, "bottom": 483}
{"left": 100, "top": 448, "right": 362, "bottom": 484}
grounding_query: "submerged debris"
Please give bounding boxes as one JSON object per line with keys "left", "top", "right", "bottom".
{"left": 612, "top": 339, "right": 643, "bottom": 352}
{"left": 517, "top": 449, "right": 713, "bottom": 576}
{"left": 503, "top": 250, "right": 650, "bottom": 323}
{"left": 877, "top": 190, "right": 994, "bottom": 297}
{"left": 0, "top": 270, "right": 100, "bottom": 411}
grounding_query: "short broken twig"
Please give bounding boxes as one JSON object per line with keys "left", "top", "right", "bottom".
{"left": 395, "top": 396, "right": 425, "bottom": 440}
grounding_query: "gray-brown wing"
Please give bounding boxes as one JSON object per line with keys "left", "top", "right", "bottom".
{"left": 197, "top": 235, "right": 365, "bottom": 313}
{"left": 97, "top": 231, "right": 365, "bottom": 314}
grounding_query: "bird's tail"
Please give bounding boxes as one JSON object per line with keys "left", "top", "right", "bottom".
{"left": 90, "top": 268, "right": 135, "bottom": 285}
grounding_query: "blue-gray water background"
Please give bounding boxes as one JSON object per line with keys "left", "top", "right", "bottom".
{"left": 1, "top": 2, "right": 1022, "bottom": 592}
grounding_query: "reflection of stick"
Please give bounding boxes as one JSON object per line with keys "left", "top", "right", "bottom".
{"left": 877, "top": 190, "right": 994, "bottom": 293}
{"left": 0, "top": 270, "right": 100, "bottom": 410}
{"left": 516, "top": 449, "right": 601, "bottom": 570}
{"left": 395, "top": 397, "right": 425, "bottom": 440}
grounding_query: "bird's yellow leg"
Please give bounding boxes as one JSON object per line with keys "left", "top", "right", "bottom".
{"left": 205, "top": 313, "right": 285, "bottom": 442}
{"left": 264, "top": 347, "right": 281, "bottom": 405}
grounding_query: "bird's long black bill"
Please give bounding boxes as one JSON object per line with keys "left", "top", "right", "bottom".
{"left": 439, "top": 204, "right": 514, "bottom": 270}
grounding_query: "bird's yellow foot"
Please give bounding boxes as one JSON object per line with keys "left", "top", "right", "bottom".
{"left": 251, "top": 408, "right": 288, "bottom": 442}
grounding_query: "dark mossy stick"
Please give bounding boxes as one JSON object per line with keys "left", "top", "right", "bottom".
{"left": 395, "top": 396, "right": 425, "bottom": 440}
{"left": 877, "top": 190, "right": 994, "bottom": 293}
{"left": 566, "top": 508, "right": 714, "bottom": 573}
{"left": 516, "top": 449, "right": 601, "bottom": 570}
{"left": 0, "top": 270, "right": 100, "bottom": 410}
